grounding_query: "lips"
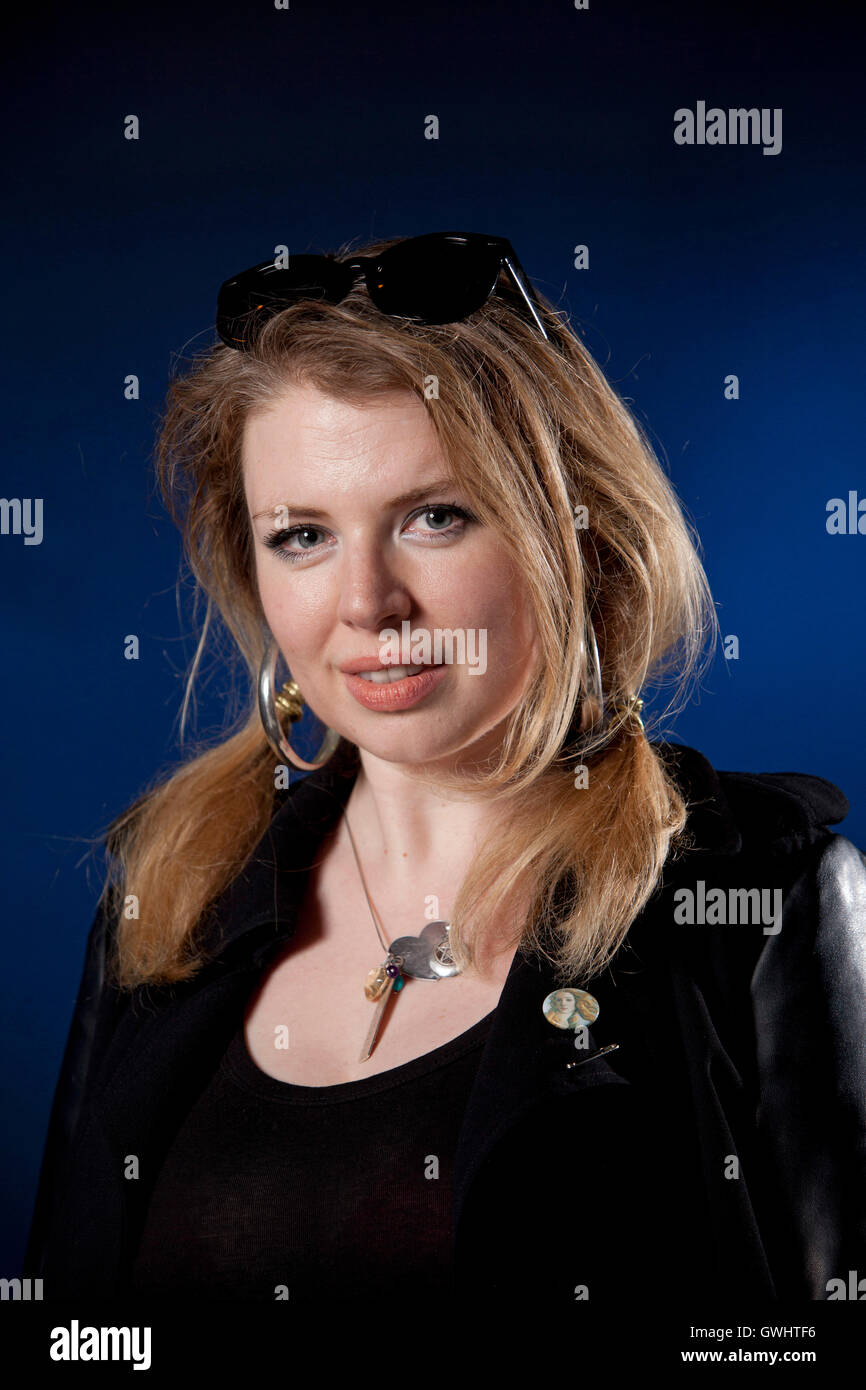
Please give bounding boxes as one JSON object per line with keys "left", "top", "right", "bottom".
{"left": 342, "top": 662, "right": 448, "bottom": 711}
{"left": 338, "top": 655, "right": 442, "bottom": 680}
{"left": 357, "top": 663, "right": 427, "bottom": 684}
{"left": 338, "top": 655, "right": 429, "bottom": 674}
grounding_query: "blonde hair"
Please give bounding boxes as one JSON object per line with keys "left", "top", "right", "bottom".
{"left": 102, "top": 233, "right": 717, "bottom": 990}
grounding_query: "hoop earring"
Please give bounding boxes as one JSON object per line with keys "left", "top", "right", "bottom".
{"left": 580, "top": 622, "right": 606, "bottom": 730}
{"left": 257, "top": 637, "right": 341, "bottom": 772}
{"left": 570, "top": 624, "right": 644, "bottom": 753}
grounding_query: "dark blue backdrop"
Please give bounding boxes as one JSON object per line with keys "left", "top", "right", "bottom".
{"left": 2, "top": 0, "right": 863, "bottom": 1276}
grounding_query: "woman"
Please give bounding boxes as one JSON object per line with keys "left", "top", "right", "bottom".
{"left": 24, "top": 231, "right": 866, "bottom": 1311}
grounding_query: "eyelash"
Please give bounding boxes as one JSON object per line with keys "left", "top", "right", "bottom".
{"left": 262, "top": 502, "right": 477, "bottom": 563}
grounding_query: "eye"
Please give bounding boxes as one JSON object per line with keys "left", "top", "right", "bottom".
{"left": 263, "top": 523, "right": 330, "bottom": 561}
{"left": 404, "top": 504, "right": 475, "bottom": 539}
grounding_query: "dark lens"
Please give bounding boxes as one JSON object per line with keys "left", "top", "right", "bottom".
{"left": 369, "top": 236, "right": 501, "bottom": 325}
{"left": 216, "top": 256, "right": 355, "bottom": 347}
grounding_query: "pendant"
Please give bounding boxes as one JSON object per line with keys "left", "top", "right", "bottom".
{"left": 359, "top": 953, "right": 405, "bottom": 1062}
{"left": 359, "top": 923, "right": 459, "bottom": 1063}
{"left": 387, "top": 921, "right": 459, "bottom": 979}
{"left": 364, "top": 963, "right": 390, "bottom": 1001}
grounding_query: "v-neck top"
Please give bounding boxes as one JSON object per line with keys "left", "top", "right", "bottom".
{"left": 129, "top": 1008, "right": 496, "bottom": 1303}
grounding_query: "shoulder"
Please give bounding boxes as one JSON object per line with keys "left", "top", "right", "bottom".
{"left": 640, "top": 741, "right": 864, "bottom": 1017}
{"left": 644, "top": 746, "right": 865, "bottom": 1057}
{"left": 653, "top": 739, "right": 853, "bottom": 859}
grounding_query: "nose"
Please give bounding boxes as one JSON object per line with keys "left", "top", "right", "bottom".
{"left": 335, "top": 540, "right": 412, "bottom": 632}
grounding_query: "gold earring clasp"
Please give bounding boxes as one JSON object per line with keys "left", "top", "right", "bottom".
{"left": 608, "top": 694, "right": 645, "bottom": 733}
{"left": 275, "top": 680, "right": 304, "bottom": 724}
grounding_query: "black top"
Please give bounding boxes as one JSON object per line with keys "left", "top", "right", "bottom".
{"left": 130, "top": 1007, "right": 496, "bottom": 1303}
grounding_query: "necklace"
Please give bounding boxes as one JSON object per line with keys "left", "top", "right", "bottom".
{"left": 342, "top": 810, "right": 462, "bottom": 1062}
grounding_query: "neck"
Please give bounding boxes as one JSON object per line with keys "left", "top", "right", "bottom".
{"left": 338, "top": 751, "right": 529, "bottom": 981}
{"left": 337, "top": 740, "right": 533, "bottom": 976}
{"left": 344, "top": 752, "right": 498, "bottom": 880}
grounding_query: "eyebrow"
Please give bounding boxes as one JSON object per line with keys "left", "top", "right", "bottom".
{"left": 251, "top": 477, "right": 461, "bottom": 523}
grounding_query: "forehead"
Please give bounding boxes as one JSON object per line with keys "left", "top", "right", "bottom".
{"left": 243, "top": 383, "right": 434, "bottom": 457}
{"left": 241, "top": 383, "right": 450, "bottom": 511}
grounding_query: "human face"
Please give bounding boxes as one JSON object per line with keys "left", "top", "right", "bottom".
{"left": 242, "top": 382, "right": 540, "bottom": 772}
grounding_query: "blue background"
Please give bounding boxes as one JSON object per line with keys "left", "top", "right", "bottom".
{"left": 2, "top": 0, "right": 863, "bottom": 1271}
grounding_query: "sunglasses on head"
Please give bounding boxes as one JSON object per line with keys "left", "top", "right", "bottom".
{"left": 215, "top": 230, "right": 551, "bottom": 349}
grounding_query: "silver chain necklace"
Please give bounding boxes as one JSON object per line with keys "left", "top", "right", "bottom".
{"left": 342, "top": 810, "right": 461, "bottom": 1062}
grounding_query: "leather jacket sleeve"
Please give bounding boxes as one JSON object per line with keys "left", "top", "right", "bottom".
{"left": 751, "top": 833, "right": 866, "bottom": 1297}
{"left": 23, "top": 896, "right": 114, "bottom": 1278}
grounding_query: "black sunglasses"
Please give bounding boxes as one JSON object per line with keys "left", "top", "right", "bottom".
{"left": 216, "top": 231, "right": 551, "bottom": 349}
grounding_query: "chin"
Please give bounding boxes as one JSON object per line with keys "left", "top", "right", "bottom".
{"left": 348, "top": 729, "right": 463, "bottom": 766}
{"left": 349, "top": 715, "right": 509, "bottom": 768}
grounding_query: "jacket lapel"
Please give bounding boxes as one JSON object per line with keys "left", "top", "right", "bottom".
{"left": 450, "top": 946, "right": 631, "bottom": 1230}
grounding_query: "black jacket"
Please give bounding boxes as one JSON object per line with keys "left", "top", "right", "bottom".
{"left": 23, "top": 742, "right": 866, "bottom": 1307}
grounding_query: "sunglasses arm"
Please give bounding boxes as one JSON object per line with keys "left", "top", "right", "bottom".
{"left": 501, "top": 253, "right": 551, "bottom": 342}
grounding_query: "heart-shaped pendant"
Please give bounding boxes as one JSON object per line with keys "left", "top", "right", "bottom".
{"left": 387, "top": 921, "right": 459, "bottom": 980}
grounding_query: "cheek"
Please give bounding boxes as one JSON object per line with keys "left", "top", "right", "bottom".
{"left": 473, "top": 562, "right": 537, "bottom": 650}
{"left": 456, "top": 570, "right": 538, "bottom": 694}
{"left": 254, "top": 560, "right": 290, "bottom": 631}
{"left": 254, "top": 559, "right": 331, "bottom": 647}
